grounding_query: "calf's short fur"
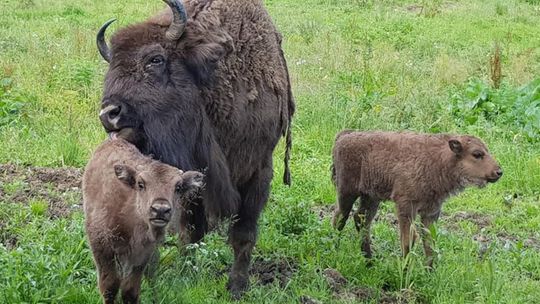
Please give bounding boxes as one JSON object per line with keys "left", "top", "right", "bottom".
{"left": 331, "top": 131, "right": 502, "bottom": 266}
{"left": 83, "top": 139, "right": 203, "bottom": 304}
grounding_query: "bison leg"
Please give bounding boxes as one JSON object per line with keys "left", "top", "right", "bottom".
{"left": 420, "top": 211, "right": 440, "bottom": 268}
{"left": 396, "top": 204, "right": 418, "bottom": 258}
{"left": 332, "top": 192, "right": 358, "bottom": 231}
{"left": 179, "top": 198, "right": 208, "bottom": 248}
{"left": 227, "top": 166, "right": 273, "bottom": 299}
{"left": 95, "top": 253, "right": 120, "bottom": 304}
{"left": 353, "top": 195, "right": 380, "bottom": 258}
{"left": 120, "top": 265, "right": 145, "bottom": 304}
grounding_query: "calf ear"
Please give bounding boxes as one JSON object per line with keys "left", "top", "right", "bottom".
{"left": 114, "top": 164, "right": 137, "bottom": 188}
{"left": 180, "top": 171, "right": 205, "bottom": 197}
{"left": 448, "top": 139, "right": 463, "bottom": 155}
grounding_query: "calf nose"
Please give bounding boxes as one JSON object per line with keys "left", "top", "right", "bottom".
{"left": 150, "top": 203, "right": 172, "bottom": 218}
{"left": 496, "top": 169, "right": 503, "bottom": 177}
{"left": 99, "top": 104, "right": 122, "bottom": 129}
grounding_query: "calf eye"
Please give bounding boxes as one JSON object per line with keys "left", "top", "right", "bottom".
{"left": 137, "top": 181, "right": 145, "bottom": 191}
{"left": 472, "top": 151, "right": 484, "bottom": 160}
{"left": 175, "top": 182, "right": 183, "bottom": 193}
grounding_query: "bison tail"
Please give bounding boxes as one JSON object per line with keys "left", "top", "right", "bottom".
{"left": 283, "top": 122, "right": 292, "bottom": 186}
{"left": 330, "top": 163, "right": 337, "bottom": 186}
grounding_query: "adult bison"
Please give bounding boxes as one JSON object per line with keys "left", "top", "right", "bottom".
{"left": 96, "top": 0, "right": 294, "bottom": 297}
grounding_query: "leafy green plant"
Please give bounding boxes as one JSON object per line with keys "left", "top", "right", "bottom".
{"left": 512, "top": 78, "right": 540, "bottom": 141}
{"left": 0, "top": 77, "right": 26, "bottom": 127}
{"left": 275, "top": 202, "right": 317, "bottom": 236}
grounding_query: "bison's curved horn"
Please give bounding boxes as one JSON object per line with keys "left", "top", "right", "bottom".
{"left": 97, "top": 19, "right": 116, "bottom": 63}
{"left": 163, "top": 0, "right": 187, "bottom": 41}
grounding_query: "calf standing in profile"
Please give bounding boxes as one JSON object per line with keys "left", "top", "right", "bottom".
{"left": 331, "top": 131, "right": 502, "bottom": 266}
{"left": 83, "top": 139, "right": 204, "bottom": 304}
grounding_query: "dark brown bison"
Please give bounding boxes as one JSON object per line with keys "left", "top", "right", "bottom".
{"left": 331, "top": 131, "right": 502, "bottom": 266}
{"left": 95, "top": 0, "right": 294, "bottom": 297}
{"left": 83, "top": 138, "right": 204, "bottom": 303}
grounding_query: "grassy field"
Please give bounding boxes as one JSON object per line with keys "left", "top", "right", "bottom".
{"left": 1, "top": 0, "right": 540, "bottom": 303}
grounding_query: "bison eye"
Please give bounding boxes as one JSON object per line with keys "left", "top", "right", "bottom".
{"left": 148, "top": 55, "right": 164, "bottom": 66}
{"left": 137, "top": 181, "right": 145, "bottom": 191}
{"left": 472, "top": 151, "right": 484, "bottom": 160}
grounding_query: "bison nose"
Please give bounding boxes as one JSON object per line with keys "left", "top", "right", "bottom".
{"left": 496, "top": 169, "right": 503, "bottom": 177}
{"left": 99, "top": 104, "right": 122, "bottom": 129}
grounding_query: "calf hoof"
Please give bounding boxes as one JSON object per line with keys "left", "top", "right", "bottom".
{"left": 425, "top": 257, "right": 435, "bottom": 270}
{"left": 227, "top": 276, "right": 249, "bottom": 300}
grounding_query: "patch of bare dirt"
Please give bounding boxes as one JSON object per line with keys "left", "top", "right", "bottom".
{"left": 311, "top": 204, "right": 335, "bottom": 221}
{"left": 402, "top": 1, "right": 458, "bottom": 14}
{"left": 496, "top": 232, "right": 540, "bottom": 250}
{"left": 322, "top": 267, "right": 421, "bottom": 303}
{"left": 0, "top": 163, "right": 82, "bottom": 218}
{"left": 249, "top": 257, "right": 297, "bottom": 287}
{"left": 443, "top": 211, "right": 492, "bottom": 231}
{"left": 299, "top": 295, "right": 322, "bottom": 304}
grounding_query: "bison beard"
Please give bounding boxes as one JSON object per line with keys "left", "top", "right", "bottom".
{"left": 96, "top": 0, "right": 294, "bottom": 298}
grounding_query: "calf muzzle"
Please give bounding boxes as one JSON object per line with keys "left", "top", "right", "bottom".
{"left": 149, "top": 200, "right": 172, "bottom": 227}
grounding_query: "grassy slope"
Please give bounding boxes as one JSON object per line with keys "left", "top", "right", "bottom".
{"left": 1, "top": 0, "right": 540, "bottom": 303}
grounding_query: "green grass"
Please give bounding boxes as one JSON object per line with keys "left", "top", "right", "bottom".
{"left": 1, "top": 0, "right": 540, "bottom": 303}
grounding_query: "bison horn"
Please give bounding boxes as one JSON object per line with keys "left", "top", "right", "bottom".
{"left": 163, "top": 0, "right": 187, "bottom": 41}
{"left": 97, "top": 19, "right": 116, "bottom": 63}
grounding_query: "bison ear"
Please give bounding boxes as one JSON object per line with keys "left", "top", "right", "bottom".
{"left": 448, "top": 139, "right": 463, "bottom": 155}
{"left": 184, "top": 33, "right": 233, "bottom": 85}
{"left": 114, "top": 164, "right": 137, "bottom": 188}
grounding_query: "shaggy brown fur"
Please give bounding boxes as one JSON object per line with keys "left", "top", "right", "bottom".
{"left": 96, "top": 1, "right": 294, "bottom": 297}
{"left": 331, "top": 131, "right": 502, "bottom": 266}
{"left": 83, "top": 139, "right": 203, "bottom": 304}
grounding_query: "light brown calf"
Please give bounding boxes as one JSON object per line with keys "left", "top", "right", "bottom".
{"left": 331, "top": 131, "right": 502, "bottom": 266}
{"left": 83, "top": 139, "right": 204, "bottom": 303}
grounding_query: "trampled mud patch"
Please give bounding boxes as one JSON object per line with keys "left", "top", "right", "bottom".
{"left": 312, "top": 203, "right": 334, "bottom": 221}
{"left": 442, "top": 211, "right": 492, "bottom": 231}
{"left": 249, "top": 257, "right": 297, "bottom": 287}
{"left": 321, "top": 267, "right": 421, "bottom": 303}
{"left": 0, "top": 163, "right": 82, "bottom": 218}
{"left": 474, "top": 231, "right": 540, "bottom": 254}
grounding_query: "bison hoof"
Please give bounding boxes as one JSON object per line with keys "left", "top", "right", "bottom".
{"left": 332, "top": 211, "right": 346, "bottom": 231}
{"left": 227, "top": 276, "right": 249, "bottom": 300}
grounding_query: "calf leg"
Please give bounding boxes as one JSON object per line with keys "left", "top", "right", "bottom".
{"left": 94, "top": 252, "right": 120, "bottom": 304}
{"left": 420, "top": 211, "right": 440, "bottom": 268}
{"left": 145, "top": 250, "right": 160, "bottom": 304}
{"left": 121, "top": 265, "right": 145, "bottom": 304}
{"left": 396, "top": 203, "right": 418, "bottom": 258}
{"left": 227, "top": 165, "right": 273, "bottom": 299}
{"left": 332, "top": 192, "right": 358, "bottom": 231}
{"left": 353, "top": 195, "right": 380, "bottom": 258}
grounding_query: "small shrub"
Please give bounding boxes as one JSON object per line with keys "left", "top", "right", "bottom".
{"left": 513, "top": 78, "right": 540, "bottom": 141}
{"left": 275, "top": 202, "right": 317, "bottom": 236}
{"left": 451, "top": 77, "right": 540, "bottom": 141}
{"left": 490, "top": 42, "right": 502, "bottom": 89}
{"left": 0, "top": 77, "right": 27, "bottom": 127}
{"left": 495, "top": 3, "right": 509, "bottom": 16}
